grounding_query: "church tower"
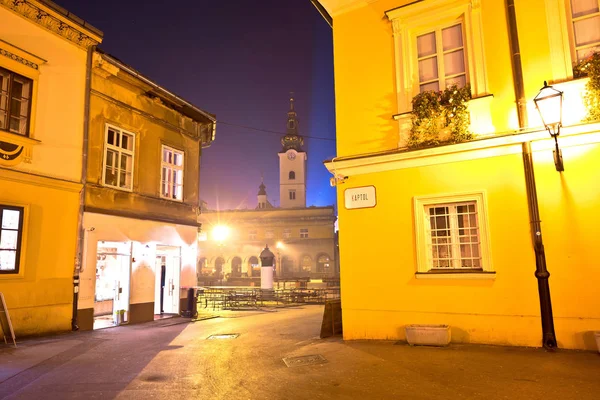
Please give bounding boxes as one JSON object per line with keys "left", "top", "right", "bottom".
{"left": 279, "top": 94, "right": 307, "bottom": 208}
{"left": 256, "top": 177, "right": 272, "bottom": 210}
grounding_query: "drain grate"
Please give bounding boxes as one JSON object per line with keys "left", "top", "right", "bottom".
{"left": 207, "top": 333, "right": 239, "bottom": 340}
{"left": 282, "top": 354, "right": 327, "bottom": 368}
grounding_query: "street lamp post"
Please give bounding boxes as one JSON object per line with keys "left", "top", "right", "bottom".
{"left": 518, "top": 81, "right": 565, "bottom": 350}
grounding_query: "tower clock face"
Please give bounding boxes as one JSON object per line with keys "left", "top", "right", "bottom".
{"left": 287, "top": 152, "right": 296, "bottom": 160}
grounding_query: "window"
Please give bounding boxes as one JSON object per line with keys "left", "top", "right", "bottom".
{"left": 426, "top": 203, "right": 480, "bottom": 269}
{"left": 249, "top": 230, "right": 257, "bottom": 240}
{"left": 301, "top": 255, "right": 312, "bottom": 272}
{"left": 283, "top": 228, "right": 291, "bottom": 239}
{"left": 289, "top": 190, "right": 296, "bottom": 200}
{"left": 417, "top": 23, "right": 466, "bottom": 93}
{"left": 103, "top": 125, "right": 135, "bottom": 190}
{"left": 316, "top": 254, "right": 330, "bottom": 273}
{"left": 0, "top": 67, "right": 33, "bottom": 136}
{"left": 161, "top": 145, "right": 184, "bottom": 201}
{"left": 265, "top": 229, "right": 274, "bottom": 239}
{"left": 387, "top": 0, "right": 488, "bottom": 112}
{"left": 414, "top": 192, "right": 492, "bottom": 274}
{"left": 0, "top": 205, "right": 24, "bottom": 274}
{"left": 300, "top": 228, "right": 309, "bottom": 239}
{"left": 568, "top": 0, "right": 600, "bottom": 61}
{"left": 289, "top": 171, "right": 296, "bottom": 180}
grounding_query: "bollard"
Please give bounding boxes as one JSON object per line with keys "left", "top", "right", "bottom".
{"left": 183, "top": 287, "right": 197, "bottom": 318}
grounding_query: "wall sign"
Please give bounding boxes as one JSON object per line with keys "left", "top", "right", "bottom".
{"left": 344, "top": 186, "right": 376, "bottom": 209}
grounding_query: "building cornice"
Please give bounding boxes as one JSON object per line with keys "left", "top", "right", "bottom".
{"left": 324, "top": 122, "right": 600, "bottom": 177}
{"left": 0, "top": 0, "right": 102, "bottom": 49}
{"left": 315, "top": 0, "right": 380, "bottom": 17}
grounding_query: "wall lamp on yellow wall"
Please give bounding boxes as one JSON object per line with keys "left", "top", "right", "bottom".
{"left": 534, "top": 81, "right": 564, "bottom": 172}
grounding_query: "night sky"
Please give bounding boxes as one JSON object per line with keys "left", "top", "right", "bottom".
{"left": 53, "top": 0, "right": 336, "bottom": 210}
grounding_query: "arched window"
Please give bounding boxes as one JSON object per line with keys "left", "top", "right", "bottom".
{"left": 289, "top": 171, "right": 296, "bottom": 180}
{"left": 316, "top": 254, "right": 331, "bottom": 273}
{"left": 248, "top": 256, "right": 260, "bottom": 277}
{"left": 231, "top": 256, "right": 242, "bottom": 277}
{"left": 197, "top": 257, "right": 208, "bottom": 277}
{"left": 301, "top": 255, "right": 312, "bottom": 273}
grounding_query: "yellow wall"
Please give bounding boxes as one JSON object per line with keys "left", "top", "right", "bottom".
{"left": 328, "top": 0, "right": 568, "bottom": 157}
{"left": 0, "top": 3, "right": 96, "bottom": 336}
{"left": 86, "top": 53, "right": 203, "bottom": 225}
{"left": 323, "top": 0, "right": 600, "bottom": 349}
{"left": 336, "top": 134, "right": 600, "bottom": 350}
{"left": 0, "top": 5, "right": 89, "bottom": 181}
{"left": 0, "top": 171, "right": 81, "bottom": 336}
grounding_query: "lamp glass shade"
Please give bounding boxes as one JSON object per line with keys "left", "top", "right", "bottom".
{"left": 534, "top": 83, "right": 563, "bottom": 129}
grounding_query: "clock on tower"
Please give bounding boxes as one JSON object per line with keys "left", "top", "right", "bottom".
{"left": 279, "top": 94, "right": 306, "bottom": 209}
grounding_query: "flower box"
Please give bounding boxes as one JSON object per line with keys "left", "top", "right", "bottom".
{"left": 405, "top": 324, "right": 451, "bottom": 346}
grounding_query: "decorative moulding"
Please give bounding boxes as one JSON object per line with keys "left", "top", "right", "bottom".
{"left": 0, "top": 47, "right": 38, "bottom": 69}
{"left": 0, "top": 0, "right": 101, "bottom": 49}
{"left": 0, "top": 130, "right": 40, "bottom": 166}
{"left": 0, "top": 39, "right": 46, "bottom": 72}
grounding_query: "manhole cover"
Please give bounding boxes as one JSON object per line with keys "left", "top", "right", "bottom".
{"left": 207, "top": 333, "right": 239, "bottom": 340}
{"left": 282, "top": 354, "right": 327, "bottom": 368}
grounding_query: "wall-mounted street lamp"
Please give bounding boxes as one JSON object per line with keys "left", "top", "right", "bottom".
{"left": 534, "top": 81, "right": 564, "bottom": 171}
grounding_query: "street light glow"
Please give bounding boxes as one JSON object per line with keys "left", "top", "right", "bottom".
{"left": 212, "top": 225, "right": 230, "bottom": 242}
{"left": 276, "top": 241, "right": 284, "bottom": 249}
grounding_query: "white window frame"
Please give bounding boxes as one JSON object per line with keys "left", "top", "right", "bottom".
{"left": 102, "top": 124, "right": 135, "bottom": 191}
{"left": 386, "top": 0, "right": 488, "bottom": 114}
{"left": 542, "top": 0, "right": 600, "bottom": 81}
{"left": 160, "top": 145, "right": 184, "bottom": 202}
{"left": 416, "top": 22, "right": 468, "bottom": 93}
{"left": 265, "top": 229, "right": 274, "bottom": 239}
{"left": 566, "top": 0, "right": 600, "bottom": 62}
{"left": 0, "top": 204, "right": 26, "bottom": 276}
{"left": 413, "top": 192, "right": 493, "bottom": 277}
{"left": 283, "top": 228, "right": 291, "bottom": 239}
{"left": 300, "top": 228, "right": 309, "bottom": 239}
{"left": 249, "top": 230, "right": 257, "bottom": 240}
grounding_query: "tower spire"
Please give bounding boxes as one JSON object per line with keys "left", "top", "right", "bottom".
{"left": 281, "top": 92, "right": 304, "bottom": 152}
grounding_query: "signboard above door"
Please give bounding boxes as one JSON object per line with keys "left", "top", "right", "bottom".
{"left": 344, "top": 186, "right": 376, "bottom": 209}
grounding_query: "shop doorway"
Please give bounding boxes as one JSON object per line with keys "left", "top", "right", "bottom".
{"left": 155, "top": 246, "right": 181, "bottom": 316}
{"left": 94, "top": 241, "right": 132, "bottom": 330}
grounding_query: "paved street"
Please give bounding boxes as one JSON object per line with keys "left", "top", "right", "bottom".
{"left": 1, "top": 306, "right": 599, "bottom": 400}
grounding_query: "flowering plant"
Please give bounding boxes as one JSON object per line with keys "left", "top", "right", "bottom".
{"left": 573, "top": 53, "right": 600, "bottom": 122}
{"left": 409, "top": 84, "right": 472, "bottom": 148}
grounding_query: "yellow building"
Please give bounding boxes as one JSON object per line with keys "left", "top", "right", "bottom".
{"left": 0, "top": 1, "right": 102, "bottom": 336}
{"left": 315, "top": 0, "right": 600, "bottom": 350}
{"left": 198, "top": 197, "right": 337, "bottom": 284}
{"left": 76, "top": 50, "right": 216, "bottom": 330}
{"left": 198, "top": 97, "right": 337, "bottom": 284}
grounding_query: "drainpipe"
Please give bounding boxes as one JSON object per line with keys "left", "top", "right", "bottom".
{"left": 72, "top": 44, "right": 95, "bottom": 331}
{"left": 506, "top": 0, "right": 557, "bottom": 349}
